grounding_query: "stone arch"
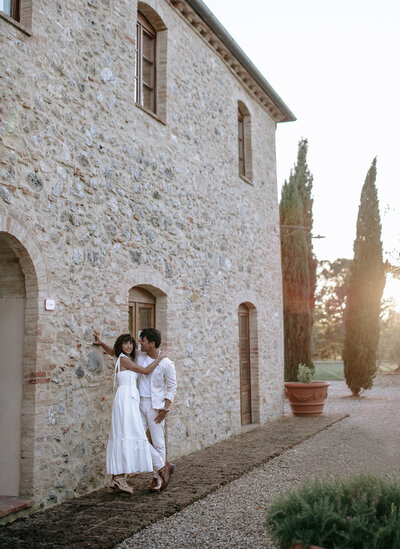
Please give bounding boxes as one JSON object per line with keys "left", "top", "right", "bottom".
{"left": 237, "top": 300, "right": 260, "bottom": 424}
{"left": 0, "top": 214, "right": 49, "bottom": 498}
{"left": 138, "top": 1, "right": 167, "bottom": 32}
{"left": 117, "top": 268, "right": 171, "bottom": 349}
{"left": 0, "top": 215, "right": 48, "bottom": 292}
{"left": 238, "top": 99, "right": 250, "bottom": 118}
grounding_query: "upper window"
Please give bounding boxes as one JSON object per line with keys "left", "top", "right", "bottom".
{"left": 135, "top": 4, "right": 167, "bottom": 122}
{"left": 136, "top": 12, "right": 157, "bottom": 114}
{"left": 238, "top": 110, "right": 245, "bottom": 177}
{"left": 0, "top": 0, "right": 19, "bottom": 20}
{"left": 238, "top": 101, "right": 253, "bottom": 182}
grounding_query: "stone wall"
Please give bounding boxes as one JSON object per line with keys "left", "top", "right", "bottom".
{"left": 0, "top": 0, "right": 285, "bottom": 510}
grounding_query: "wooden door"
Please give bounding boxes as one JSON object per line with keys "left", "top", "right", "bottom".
{"left": 129, "top": 287, "right": 155, "bottom": 340}
{"left": 239, "top": 304, "right": 252, "bottom": 425}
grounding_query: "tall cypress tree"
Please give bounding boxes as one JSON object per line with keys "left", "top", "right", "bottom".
{"left": 343, "top": 158, "right": 385, "bottom": 396}
{"left": 280, "top": 139, "right": 316, "bottom": 381}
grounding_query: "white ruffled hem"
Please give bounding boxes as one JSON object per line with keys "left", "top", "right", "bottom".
{"left": 106, "top": 438, "right": 153, "bottom": 474}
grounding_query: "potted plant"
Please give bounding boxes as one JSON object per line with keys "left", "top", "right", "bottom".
{"left": 285, "top": 364, "right": 329, "bottom": 417}
{"left": 265, "top": 474, "right": 400, "bottom": 549}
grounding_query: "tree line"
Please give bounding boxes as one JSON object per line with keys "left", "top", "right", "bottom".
{"left": 280, "top": 141, "right": 387, "bottom": 396}
{"left": 314, "top": 259, "right": 400, "bottom": 369}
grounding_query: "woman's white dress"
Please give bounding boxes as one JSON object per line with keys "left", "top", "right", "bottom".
{"left": 106, "top": 353, "right": 153, "bottom": 474}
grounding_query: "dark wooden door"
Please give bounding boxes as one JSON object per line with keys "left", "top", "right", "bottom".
{"left": 239, "top": 305, "right": 252, "bottom": 425}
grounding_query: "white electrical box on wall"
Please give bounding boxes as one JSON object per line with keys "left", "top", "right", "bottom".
{"left": 44, "top": 299, "right": 56, "bottom": 311}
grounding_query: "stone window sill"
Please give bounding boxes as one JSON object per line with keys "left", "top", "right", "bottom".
{"left": 135, "top": 103, "right": 166, "bottom": 126}
{"left": 0, "top": 11, "right": 31, "bottom": 35}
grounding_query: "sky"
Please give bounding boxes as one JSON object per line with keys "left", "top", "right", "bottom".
{"left": 203, "top": 0, "right": 400, "bottom": 266}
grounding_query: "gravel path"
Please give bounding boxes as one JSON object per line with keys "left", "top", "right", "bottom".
{"left": 117, "top": 374, "right": 400, "bottom": 549}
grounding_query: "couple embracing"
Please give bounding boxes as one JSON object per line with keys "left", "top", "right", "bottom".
{"left": 94, "top": 328, "right": 177, "bottom": 494}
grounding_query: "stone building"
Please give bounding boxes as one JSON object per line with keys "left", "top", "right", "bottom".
{"left": 0, "top": 0, "right": 294, "bottom": 517}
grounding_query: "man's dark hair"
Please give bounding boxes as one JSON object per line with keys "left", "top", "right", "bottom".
{"left": 114, "top": 333, "right": 136, "bottom": 359}
{"left": 140, "top": 328, "right": 161, "bottom": 348}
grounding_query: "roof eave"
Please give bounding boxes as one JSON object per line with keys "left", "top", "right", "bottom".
{"left": 184, "top": 0, "right": 296, "bottom": 122}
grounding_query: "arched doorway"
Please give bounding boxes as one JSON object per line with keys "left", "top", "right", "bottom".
{"left": 238, "top": 302, "right": 260, "bottom": 426}
{"left": 0, "top": 235, "right": 26, "bottom": 496}
{"left": 238, "top": 303, "right": 252, "bottom": 425}
{"left": 0, "top": 219, "right": 43, "bottom": 503}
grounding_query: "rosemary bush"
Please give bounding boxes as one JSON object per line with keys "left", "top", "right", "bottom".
{"left": 297, "top": 364, "right": 314, "bottom": 383}
{"left": 265, "top": 474, "right": 400, "bottom": 548}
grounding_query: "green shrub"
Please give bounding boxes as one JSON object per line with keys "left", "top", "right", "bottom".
{"left": 297, "top": 364, "right": 314, "bottom": 383}
{"left": 265, "top": 474, "right": 400, "bottom": 548}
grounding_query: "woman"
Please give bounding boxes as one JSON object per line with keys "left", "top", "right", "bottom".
{"left": 107, "top": 333, "right": 166, "bottom": 494}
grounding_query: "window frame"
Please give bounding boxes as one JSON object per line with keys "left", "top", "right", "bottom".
{"left": 1, "top": 0, "right": 19, "bottom": 20}
{"left": 237, "top": 101, "right": 253, "bottom": 183}
{"left": 129, "top": 286, "right": 156, "bottom": 340}
{"left": 238, "top": 110, "right": 245, "bottom": 177}
{"left": 136, "top": 11, "right": 157, "bottom": 115}
{"left": 0, "top": 0, "right": 32, "bottom": 33}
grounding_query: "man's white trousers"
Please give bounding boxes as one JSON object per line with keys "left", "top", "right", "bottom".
{"left": 140, "top": 397, "right": 165, "bottom": 476}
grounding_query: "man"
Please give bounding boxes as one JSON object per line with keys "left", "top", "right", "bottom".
{"left": 93, "top": 328, "right": 177, "bottom": 492}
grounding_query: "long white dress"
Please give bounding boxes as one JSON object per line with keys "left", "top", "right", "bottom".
{"left": 106, "top": 353, "right": 153, "bottom": 474}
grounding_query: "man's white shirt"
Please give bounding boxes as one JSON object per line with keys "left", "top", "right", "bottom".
{"left": 137, "top": 353, "right": 154, "bottom": 397}
{"left": 137, "top": 349, "right": 177, "bottom": 409}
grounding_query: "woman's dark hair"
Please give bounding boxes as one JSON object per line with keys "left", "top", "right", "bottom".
{"left": 114, "top": 334, "right": 136, "bottom": 359}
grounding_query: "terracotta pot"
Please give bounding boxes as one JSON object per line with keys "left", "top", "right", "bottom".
{"left": 284, "top": 381, "right": 329, "bottom": 417}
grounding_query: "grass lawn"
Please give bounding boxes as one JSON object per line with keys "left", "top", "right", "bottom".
{"left": 313, "top": 361, "right": 398, "bottom": 381}
{"left": 314, "top": 361, "right": 344, "bottom": 381}
{"left": 379, "top": 362, "right": 399, "bottom": 373}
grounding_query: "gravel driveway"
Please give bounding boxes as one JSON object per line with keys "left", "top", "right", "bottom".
{"left": 117, "top": 373, "right": 400, "bottom": 549}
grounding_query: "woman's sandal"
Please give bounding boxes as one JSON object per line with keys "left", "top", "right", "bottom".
{"left": 110, "top": 477, "right": 134, "bottom": 494}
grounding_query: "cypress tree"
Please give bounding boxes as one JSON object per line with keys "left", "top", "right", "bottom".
{"left": 343, "top": 158, "right": 385, "bottom": 396}
{"left": 280, "top": 139, "right": 316, "bottom": 381}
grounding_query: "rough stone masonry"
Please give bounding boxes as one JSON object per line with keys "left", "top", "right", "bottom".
{"left": 0, "top": 0, "right": 293, "bottom": 515}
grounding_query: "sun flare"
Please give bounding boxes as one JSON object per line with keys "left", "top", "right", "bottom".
{"left": 384, "top": 275, "right": 400, "bottom": 312}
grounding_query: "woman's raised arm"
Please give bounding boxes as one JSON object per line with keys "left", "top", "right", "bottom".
{"left": 120, "top": 352, "right": 167, "bottom": 374}
{"left": 93, "top": 329, "right": 115, "bottom": 356}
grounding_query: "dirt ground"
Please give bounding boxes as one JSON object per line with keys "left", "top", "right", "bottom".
{"left": 117, "top": 372, "right": 400, "bottom": 549}
{"left": 0, "top": 408, "right": 347, "bottom": 548}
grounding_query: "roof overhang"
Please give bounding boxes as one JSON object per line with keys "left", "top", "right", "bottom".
{"left": 169, "top": 0, "right": 296, "bottom": 122}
